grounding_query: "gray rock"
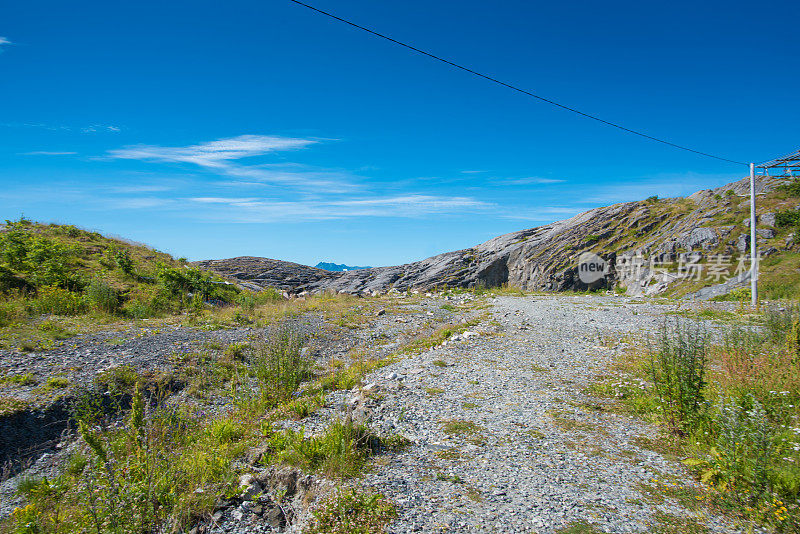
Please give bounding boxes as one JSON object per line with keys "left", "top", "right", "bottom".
{"left": 678, "top": 227, "right": 718, "bottom": 250}
{"left": 737, "top": 234, "right": 750, "bottom": 253}
{"left": 757, "top": 228, "right": 775, "bottom": 239}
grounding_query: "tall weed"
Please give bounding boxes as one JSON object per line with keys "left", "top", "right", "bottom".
{"left": 648, "top": 322, "right": 709, "bottom": 434}
{"left": 250, "top": 323, "right": 312, "bottom": 401}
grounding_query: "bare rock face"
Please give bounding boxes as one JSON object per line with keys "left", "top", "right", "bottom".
{"left": 199, "top": 175, "right": 791, "bottom": 297}
{"left": 193, "top": 256, "right": 341, "bottom": 291}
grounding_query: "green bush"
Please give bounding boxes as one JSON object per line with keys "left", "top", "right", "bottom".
{"left": 266, "top": 419, "right": 379, "bottom": 478}
{"left": 86, "top": 279, "right": 120, "bottom": 314}
{"left": 32, "top": 286, "right": 87, "bottom": 316}
{"left": 778, "top": 179, "right": 800, "bottom": 197}
{"left": 0, "top": 220, "right": 81, "bottom": 289}
{"left": 648, "top": 323, "right": 709, "bottom": 434}
{"left": 0, "top": 297, "right": 27, "bottom": 327}
{"left": 113, "top": 249, "right": 135, "bottom": 276}
{"left": 775, "top": 209, "right": 800, "bottom": 231}
{"left": 709, "top": 396, "right": 775, "bottom": 500}
{"left": 250, "top": 324, "right": 312, "bottom": 400}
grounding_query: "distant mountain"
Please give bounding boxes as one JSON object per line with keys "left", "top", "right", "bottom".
{"left": 315, "top": 262, "right": 372, "bottom": 272}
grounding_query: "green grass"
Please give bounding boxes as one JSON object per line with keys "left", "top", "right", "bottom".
{"left": 557, "top": 520, "right": 607, "bottom": 533}
{"left": 264, "top": 419, "right": 381, "bottom": 479}
{"left": 441, "top": 419, "right": 486, "bottom": 445}
{"left": 43, "top": 376, "right": 69, "bottom": 390}
{"left": 0, "top": 372, "right": 37, "bottom": 386}
{"left": 306, "top": 489, "right": 397, "bottom": 534}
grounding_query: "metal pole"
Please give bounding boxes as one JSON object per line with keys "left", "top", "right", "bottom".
{"left": 750, "top": 162, "right": 758, "bottom": 308}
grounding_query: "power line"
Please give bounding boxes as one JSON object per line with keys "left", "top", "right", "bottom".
{"left": 287, "top": 0, "right": 748, "bottom": 167}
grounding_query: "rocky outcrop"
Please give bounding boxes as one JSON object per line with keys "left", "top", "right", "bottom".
{"left": 200, "top": 175, "right": 794, "bottom": 299}
{"left": 193, "top": 256, "right": 340, "bottom": 291}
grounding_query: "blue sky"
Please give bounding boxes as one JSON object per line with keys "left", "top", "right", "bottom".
{"left": 1, "top": 0, "right": 798, "bottom": 266}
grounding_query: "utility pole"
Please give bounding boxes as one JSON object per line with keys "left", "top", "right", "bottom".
{"left": 749, "top": 163, "right": 758, "bottom": 308}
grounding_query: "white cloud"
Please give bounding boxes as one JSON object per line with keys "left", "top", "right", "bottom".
{"left": 0, "top": 37, "right": 11, "bottom": 50}
{"left": 184, "top": 194, "right": 492, "bottom": 222}
{"left": 111, "top": 184, "right": 174, "bottom": 193}
{"left": 500, "top": 206, "right": 583, "bottom": 221}
{"left": 494, "top": 177, "right": 566, "bottom": 185}
{"left": 105, "top": 135, "right": 351, "bottom": 190}
{"left": 82, "top": 124, "right": 121, "bottom": 133}
{"left": 576, "top": 172, "right": 740, "bottom": 205}
{"left": 108, "top": 135, "right": 315, "bottom": 167}
{"left": 2, "top": 122, "right": 120, "bottom": 133}
{"left": 20, "top": 151, "right": 77, "bottom": 156}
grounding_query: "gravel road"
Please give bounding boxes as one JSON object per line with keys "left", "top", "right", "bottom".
{"left": 353, "top": 295, "right": 746, "bottom": 533}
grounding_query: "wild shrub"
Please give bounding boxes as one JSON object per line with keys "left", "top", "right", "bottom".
{"left": 14, "top": 381, "right": 246, "bottom": 533}
{"left": 31, "top": 286, "right": 87, "bottom": 316}
{"left": 775, "top": 209, "right": 800, "bottom": 232}
{"left": 113, "top": 249, "right": 135, "bottom": 276}
{"left": 156, "top": 264, "right": 235, "bottom": 302}
{"left": 0, "top": 296, "right": 27, "bottom": 327}
{"left": 86, "top": 278, "right": 120, "bottom": 314}
{"left": 266, "top": 419, "right": 379, "bottom": 478}
{"left": 0, "top": 220, "right": 81, "bottom": 289}
{"left": 710, "top": 396, "right": 774, "bottom": 500}
{"left": 648, "top": 323, "right": 709, "bottom": 434}
{"left": 250, "top": 323, "right": 312, "bottom": 401}
{"left": 778, "top": 178, "right": 800, "bottom": 197}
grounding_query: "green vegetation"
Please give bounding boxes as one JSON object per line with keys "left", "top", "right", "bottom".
{"left": 557, "top": 520, "right": 607, "bottom": 534}
{"left": 6, "top": 318, "right": 406, "bottom": 533}
{"left": 775, "top": 209, "right": 800, "bottom": 233}
{"left": 442, "top": 419, "right": 486, "bottom": 445}
{"left": 778, "top": 178, "right": 800, "bottom": 198}
{"left": 591, "top": 311, "right": 800, "bottom": 530}
{"left": 0, "top": 373, "right": 37, "bottom": 386}
{"left": 306, "top": 489, "right": 397, "bottom": 534}
{"left": 0, "top": 219, "right": 242, "bottom": 349}
{"left": 264, "top": 419, "right": 380, "bottom": 479}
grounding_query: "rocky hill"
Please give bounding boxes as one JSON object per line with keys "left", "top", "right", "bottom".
{"left": 200, "top": 175, "right": 800, "bottom": 299}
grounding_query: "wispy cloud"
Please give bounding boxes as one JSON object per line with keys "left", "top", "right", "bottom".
{"left": 500, "top": 206, "right": 582, "bottom": 221}
{"left": 105, "top": 135, "right": 353, "bottom": 190}
{"left": 576, "top": 171, "right": 741, "bottom": 204}
{"left": 0, "top": 37, "right": 11, "bottom": 52}
{"left": 108, "top": 135, "right": 315, "bottom": 167}
{"left": 186, "top": 194, "right": 492, "bottom": 222}
{"left": 20, "top": 151, "right": 77, "bottom": 156}
{"left": 2, "top": 122, "right": 120, "bottom": 133}
{"left": 493, "top": 177, "right": 566, "bottom": 185}
{"left": 111, "top": 184, "right": 174, "bottom": 193}
{"left": 82, "top": 125, "right": 121, "bottom": 133}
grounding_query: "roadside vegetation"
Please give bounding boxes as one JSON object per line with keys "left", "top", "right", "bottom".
{"left": 5, "top": 320, "right": 405, "bottom": 533}
{"left": 590, "top": 305, "right": 800, "bottom": 531}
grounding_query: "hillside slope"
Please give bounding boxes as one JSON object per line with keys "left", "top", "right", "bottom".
{"left": 201, "top": 175, "right": 800, "bottom": 299}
